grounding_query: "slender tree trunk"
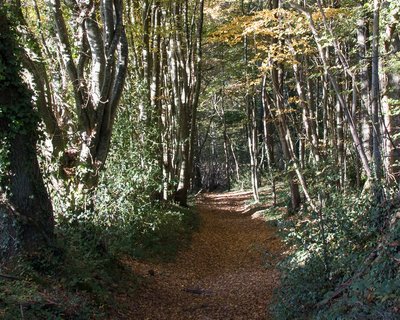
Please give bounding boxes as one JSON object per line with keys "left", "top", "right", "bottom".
{"left": 243, "top": 32, "right": 259, "bottom": 202}
{"left": 291, "top": 57, "right": 320, "bottom": 163}
{"left": 371, "top": 0, "right": 383, "bottom": 183}
{"left": 271, "top": 66, "right": 301, "bottom": 212}
{"left": 357, "top": 13, "right": 373, "bottom": 163}
{"left": 261, "top": 75, "right": 277, "bottom": 205}
{"left": 229, "top": 138, "right": 241, "bottom": 184}
{"left": 336, "top": 97, "right": 345, "bottom": 189}
{"left": 247, "top": 95, "right": 260, "bottom": 202}
{"left": 322, "top": 71, "right": 329, "bottom": 149}
{"left": 381, "top": 6, "right": 400, "bottom": 184}
{"left": 219, "top": 96, "right": 231, "bottom": 190}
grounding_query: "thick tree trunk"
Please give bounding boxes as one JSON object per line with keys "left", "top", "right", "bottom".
{"left": 0, "top": 9, "right": 54, "bottom": 261}
{"left": 0, "top": 134, "right": 54, "bottom": 259}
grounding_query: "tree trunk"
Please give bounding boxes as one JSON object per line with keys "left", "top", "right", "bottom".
{"left": 291, "top": 57, "right": 320, "bottom": 163}
{"left": 271, "top": 66, "right": 301, "bottom": 212}
{"left": 167, "top": 0, "right": 204, "bottom": 206}
{"left": 0, "top": 8, "right": 54, "bottom": 261}
{"left": 381, "top": 6, "right": 400, "bottom": 184}
{"left": 47, "top": 0, "right": 128, "bottom": 199}
{"left": 247, "top": 95, "right": 260, "bottom": 202}
{"left": 261, "top": 75, "right": 276, "bottom": 205}
{"left": 357, "top": 13, "right": 373, "bottom": 163}
{"left": 371, "top": 0, "right": 383, "bottom": 183}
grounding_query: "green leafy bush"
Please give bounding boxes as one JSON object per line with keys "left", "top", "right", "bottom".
{"left": 0, "top": 252, "right": 107, "bottom": 319}
{"left": 64, "top": 100, "right": 200, "bottom": 260}
{"left": 272, "top": 190, "right": 400, "bottom": 319}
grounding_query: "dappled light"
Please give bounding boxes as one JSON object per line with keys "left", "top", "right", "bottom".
{"left": 0, "top": 0, "right": 399, "bottom": 319}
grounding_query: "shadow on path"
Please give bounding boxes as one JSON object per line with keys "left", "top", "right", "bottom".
{"left": 115, "top": 191, "right": 283, "bottom": 320}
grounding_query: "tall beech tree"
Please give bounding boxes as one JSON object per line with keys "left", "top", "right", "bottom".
{"left": 14, "top": 0, "right": 129, "bottom": 213}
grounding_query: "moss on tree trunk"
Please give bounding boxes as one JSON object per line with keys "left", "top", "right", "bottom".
{"left": 0, "top": 7, "right": 54, "bottom": 261}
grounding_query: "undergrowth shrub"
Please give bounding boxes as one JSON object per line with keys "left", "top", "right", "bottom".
{"left": 272, "top": 190, "right": 400, "bottom": 319}
{"left": 0, "top": 249, "right": 109, "bottom": 319}
{"left": 67, "top": 200, "right": 198, "bottom": 261}
{"left": 83, "top": 98, "right": 198, "bottom": 259}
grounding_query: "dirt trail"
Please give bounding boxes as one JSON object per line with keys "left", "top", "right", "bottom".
{"left": 117, "top": 191, "right": 282, "bottom": 320}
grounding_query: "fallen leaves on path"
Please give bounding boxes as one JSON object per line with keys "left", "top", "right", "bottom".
{"left": 115, "top": 191, "right": 283, "bottom": 320}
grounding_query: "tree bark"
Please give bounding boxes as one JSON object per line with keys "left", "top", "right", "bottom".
{"left": 357, "top": 13, "right": 373, "bottom": 163}
{"left": 371, "top": 0, "right": 383, "bottom": 183}
{"left": 0, "top": 8, "right": 54, "bottom": 261}
{"left": 381, "top": 1, "right": 400, "bottom": 184}
{"left": 270, "top": 65, "right": 301, "bottom": 212}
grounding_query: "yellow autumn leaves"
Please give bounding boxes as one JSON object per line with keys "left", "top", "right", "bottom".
{"left": 208, "top": 7, "right": 354, "bottom": 71}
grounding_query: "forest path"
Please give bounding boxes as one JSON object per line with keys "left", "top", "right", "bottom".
{"left": 116, "top": 191, "right": 282, "bottom": 319}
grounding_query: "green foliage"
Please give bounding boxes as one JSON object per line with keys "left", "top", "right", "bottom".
{"left": 0, "top": 200, "right": 195, "bottom": 319}
{"left": 316, "top": 210, "right": 400, "bottom": 319}
{"left": 272, "top": 190, "right": 400, "bottom": 319}
{"left": 0, "top": 6, "right": 39, "bottom": 190}
{"left": 230, "top": 166, "right": 252, "bottom": 191}
{"left": 0, "top": 248, "right": 109, "bottom": 319}
{"left": 73, "top": 93, "right": 199, "bottom": 260}
{"left": 0, "top": 7, "right": 39, "bottom": 136}
{"left": 64, "top": 200, "right": 198, "bottom": 262}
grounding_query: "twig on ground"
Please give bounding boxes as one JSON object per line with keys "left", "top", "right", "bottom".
{"left": 0, "top": 273, "right": 20, "bottom": 280}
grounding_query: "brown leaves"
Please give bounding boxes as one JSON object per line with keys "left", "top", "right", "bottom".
{"left": 114, "top": 191, "right": 283, "bottom": 319}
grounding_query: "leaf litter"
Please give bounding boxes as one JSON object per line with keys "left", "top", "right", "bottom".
{"left": 113, "top": 191, "right": 283, "bottom": 319}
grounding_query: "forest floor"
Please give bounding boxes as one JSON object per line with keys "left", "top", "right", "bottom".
{"left": 113, "top": 191, "right": 284, "bottom": 320}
